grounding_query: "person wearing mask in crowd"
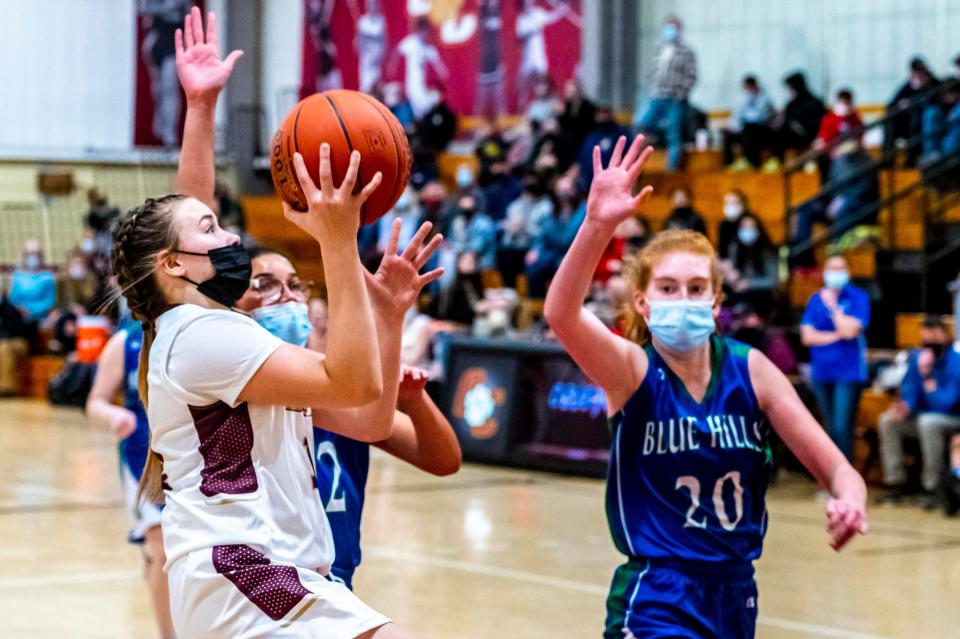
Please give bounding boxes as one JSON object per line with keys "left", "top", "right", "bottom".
{"left": 634, "top": 15, "right": 697, "bottom": 172}
{"left": 574, "top": 105, "right": 630, "bottom": 192}
{"left": 877, "top": 316, "right": 960, "bottom": 509}
{"left": 776, "top": 71, "right": 826, "bottom": 159}
{"left": 723, "top": 75, "right": 776, "bottom": 169}
{"left": 662, "top": 186, "right": 706, "bottom": 234}
{"left": 9, "top": 240, "right": 56, "bottom": 350}
{"left": 85, "top": 188, "right": 121, "bottom": 254}
{"left": 479, "top": 161, "right": 522, "bottom": 223}
{"left": 729, "top": 303, "right": 798, "bottom": 376}
{"left": 801, "top": 255, "right": 871, "bottom": 461}
{"left": 529, "top": 116, "right": 577, "bottom": 174}
{"left": 377, "top": 187, "right": 423, "bottom": 255}
{"left": 382, "top": 82, "right": 416, "bottom": 131}
{"left": 417, "top": 85, "right": 457, "bottom": 153}
{"left": 717, "top": 189, "right": 749, "bottom": 259}
{"left": 498, "top": 169, "right": 554, "bottom": 287}
{"left": 525, "top": 173, "right": 586, "bottom": 298}
{"left": 449, "top": 193, "right": 497, "bottom": 271}
{"left": 58, "top": 250, "right": 100, "bottom": 311}
{"left": 722, "top": 213, "right": 779, "bottom": 315}
{"left": 885, "top": 58, "right": 940, "bottom": 166}
{"left": 594, "top": 215, "right": 650, "bottom": 285}
{"left": 408, "top": 132, "right": 440, "bottom": 191}
{"left": 475, "top": 121, "right": 510, "bottom": 186}
{"left": 214, "top": 180, "right": 245, "bottom": 233}
{"left": 558, "top": 78, "right": 596, "bottom": 152}
{"left": 527, "top": 75, "right": 556, "bottom": 125}
{"left": 436, "top": 251, "right": 485, "bottom": 326}
{"left": 816, "top": 89, "right": 864, "bottom": 153}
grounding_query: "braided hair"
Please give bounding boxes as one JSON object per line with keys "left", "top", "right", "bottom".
{"left": 111, "top": 194, "right": 185, "bottom": 504}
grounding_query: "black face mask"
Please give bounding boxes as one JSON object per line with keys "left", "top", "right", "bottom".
{"left": 924, "top": 342, "right": 947, "bottom": 358}
{"left": 175, "top": 244, "right": 252, "bottom": 308}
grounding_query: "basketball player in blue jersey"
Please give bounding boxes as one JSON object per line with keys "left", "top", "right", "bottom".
{"left": 87, "top": 318, "right": 174, "bottom": 639}
{"left": 545, "top": 135, "right": 869, "bottom": 638}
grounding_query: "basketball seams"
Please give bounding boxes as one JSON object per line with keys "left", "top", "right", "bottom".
{"left": 323, "top": 94, "right": 369, "bottom": 226}
{"left": 356, "top": 93, "right": 409, "bottom": 214}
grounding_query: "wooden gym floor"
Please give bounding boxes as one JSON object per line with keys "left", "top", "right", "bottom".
{"left": 0, "top": 399, "right": 957, "bottom": 639}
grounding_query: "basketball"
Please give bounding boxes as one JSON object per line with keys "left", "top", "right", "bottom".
{"left": 270, "top": 90, "right": 412, "bottom": 225}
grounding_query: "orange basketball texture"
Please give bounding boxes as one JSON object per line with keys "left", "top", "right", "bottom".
{"left": 270, "top": 90, "right": 412, "bottom": 226}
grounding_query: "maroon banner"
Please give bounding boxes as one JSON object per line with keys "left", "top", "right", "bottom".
{"left": 300, "top": 0, "right": 582, "bottom": 119}
{"left": 134, "top": 0, "right": 205, "bottom": 147}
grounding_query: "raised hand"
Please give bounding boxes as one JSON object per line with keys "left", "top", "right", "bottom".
{"left": 397, "top": 366, "right": 429, "bottom": 403}
{"left": 175, "top": 7, "right": 243, "bottom": 106}
{"left": 585, "top": 135, "right": 655, "bottom": 231}
{"left": 826, "top": 497, "right": 868, "bottom": 551}
{"left": 282, "top": 147, "right": 383, "bottom": 242}
{"left": 365, "top": 218, "right": 444, "bottom": 319}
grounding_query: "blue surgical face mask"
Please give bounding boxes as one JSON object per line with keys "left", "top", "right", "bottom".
{"left": 251, "top": 301, "right": 312, "bottom": 347}
{"left": 823, "top": 269, "right": 849, "bottom": 289}
{"left": 738, "top": 227, "right": 758, "bottom": 246}
{"left": 647, "top": 300, "right": 716, "bottom": 352}
{"left": 24, "top": 255, "right": 40, "bottom": 270}
{"left": 661, "top": 24, "right": 679, "bottom": 42}
{"left": 456, "top": 166, "right": 474, "bottom": 188}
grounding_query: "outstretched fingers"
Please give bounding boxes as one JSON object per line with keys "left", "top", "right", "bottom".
{"left": 627, "top": 145, "right": 655, "bottom": 183}
{"left": 418, "top": 267, "right": 445, "bottom": 288}
{"left": 631, "top": 185, "right": 654, "bottom": 210}
{"left": 190, "top": 6, "right": 205, "bottom": 46}
{"left": 205, "top": 10, "right": 218, "bottom": 47}
{"left": 413, "top": 232, "right": 443, "bottom": 271}
{"left": 358, "top": 172, "right": 383, "bottom": 203}
{"left": 292, "top": 152, "right": 319, "bottom": 199}
{"left": 339, "top": 150, "right": 361, "bottom": 194}
{"left": 385, "top": 217, "right": 402, "bottom": 257}
{"left": 317, "top": 144, "right": 335, "bottom": 194}
{"left": 609, "top": 135, "right": 627, "bottom": 167}
{"left": 621, "top": 134, "right": 646, "bottom": 168}
{"left": 401, "top": 221, "right": 434, "bottom": 261}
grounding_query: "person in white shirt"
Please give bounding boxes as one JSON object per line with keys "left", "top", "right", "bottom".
{"left": 110, "top": 9, "right": 415, "bottom": 638}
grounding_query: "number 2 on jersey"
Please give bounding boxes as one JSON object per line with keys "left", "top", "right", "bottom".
{"left": 316, "top": 441, "right": 346, "bottom": 513}
{"left": 675, "top": 471, "right": 744, "bottom": 531}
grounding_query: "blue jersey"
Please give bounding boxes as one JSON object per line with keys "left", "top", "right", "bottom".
{"left": 313, "top": 428, "right": 370, "bottom": 589}
{"left": 120, "top": 323, "right": 151, "bottom": 481}
{"left": 606, "top": 336, "right": 773, "bottom": 565}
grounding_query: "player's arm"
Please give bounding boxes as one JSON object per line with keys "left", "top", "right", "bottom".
{"left": 85, "top": 332, "right": 137, "bottom": 440}
{"left": 544, "top": 135, "right": 654, "bottom": 413}
{"left": 174, "top": 8, "right": 243, "bottom": 209}
{"left": 373, "top": 367, "right": 461, "bottom": 476}
{"left": 748, "top": 349, "right": 868, "bottom": 551}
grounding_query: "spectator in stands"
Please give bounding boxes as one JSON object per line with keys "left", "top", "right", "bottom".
{"left": 634, "top": 15, "right": 697, "bottom": 171}
{"left": 498, "top": 168, "right": 554, "bottom": 287}
{"left": 9, "top": 240, "right": 56, "bottom": 349}
{"left": 435, "top": 251, "right": 484, "bottom": 326}
{"left": 722, "top": 75, "right": 776, "bottom": 169}
{"left": 801, "top": 255, "right": 871, "bottom": 460}
{"left": 594, "top": 215, "right": 650, "bottom": 284}
{"left": 417, "top": 85, "right": 458, "bottom": 153}
{"left": 558, "top": 78, "right": 596, "bottom": 152}
{"left": 574, "top": 105, "right": 630, "bottom": 191}
{"left": 529, "top": 116, "right": 577, "bottom": 174}
{"left": 525, "top": 173, "right": 586, "bottom": 298}
{"left": 449, "top": 192, "right": 497, "bottom": 271}
{"left": 475, "top": 121, "right": 510, "bottom": 187}
{"left": 717, "top": 189, "right": 749, "bottom": 259}
{"left": 662, "top": 186, "right": 706, "bottom": 234}
{"left": 57, "top": 250, "right": 99, "bottom": 312}
{"left": 84, "top": 188, "right": 120, "bottom": 254}
{"left": 721, "top": 213, "right": 779, "bottom": 315}
{"left": 480, "top": 161, "right": 522, "bottom": 222}
{"left": 527, "top": 76, "right": 556, "bottom": 125}
{"left": 776, "top": 71, "right": 826, "bottom": 158}
{"left": 215, "top": 181, "right": 245, "bottom": 233}
{"left": 877, "top": 316, "right": 960, "bottom": 509}
{"left": 920, "top": 80, "right": 960, "bottom": 182}
{"left": 885, "top": 58, "right": 940, "bottom": 166}
{"left": 0, "top": 292, "right": 29, "bottom": 395}
{"left": 382, "top": 82, "right": 416, "bottom": 131}
{"left": 409, "top": 131, "right": 441, "bottom": 190}
{"left": 729, "top": 302, "right": 797, "bottom": 375}
{"left": 816, "top": 88, "right": 864, "bottom": 152}
{"left": 378, "top": 187, "right": 423, "bottom": 255}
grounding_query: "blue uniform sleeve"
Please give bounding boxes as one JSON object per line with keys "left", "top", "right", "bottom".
{"left": 923, "top": 351, "right": 960, "bottom": 414}
{"left": 901, "top": 353, "right": 923, "bottom": 413}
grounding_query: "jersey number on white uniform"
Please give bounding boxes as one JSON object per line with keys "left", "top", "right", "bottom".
{"left": 675, "top": 471, "right": 744, "bottom": 531}
{"left": 315, "top": 441, "right": 346, "bottom": 513}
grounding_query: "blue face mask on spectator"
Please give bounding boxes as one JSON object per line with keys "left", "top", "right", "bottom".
{"left": 24, "top": 255, "right": 40, "bottom": 271}
{"left": 661, "top": 24, "right": 679, "bottom": 42}
{"left": 647, "top": 300, "right": 715, "bottom": 352}
{"left": 823, "top": 269, "right": 849, "bottom": 289}
{"left": 738, "top": 227, "right": 759, "bottom": 246}
{"left": 456, "top": 166, "right": 474, "bottom": 188}
{"left": 251, "top": 301, "right": 312, "bottom": 347}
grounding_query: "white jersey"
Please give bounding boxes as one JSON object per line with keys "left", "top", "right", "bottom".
{"left": 148, "top": 304, "right": 333, "bottom": 571}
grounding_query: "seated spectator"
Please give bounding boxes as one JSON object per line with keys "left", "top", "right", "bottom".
{"left": 594, "top": 216, "right": 650, "bottom": 284}
{"left": 790, "top": 141, "right": 880, "bottom": 267}
{"left": 722, "top": 75, "right": 776, "bottom": 169}
{"left": 816, "top": 88, "right": 864, "bottom": 153}
{"left": 920, "top": 80, "right": 960, "bottom": 184}
{"left": 84, "top": 188, "right": 120, "bottom": 254}
{"left": 417, "top": 85, "right": 458, "bottom": 153}
{"left": 473, "top": 287, "right": 519, "bottom": 339}
{"left": 383, "top": 82, "right": 416, "bottom": 131}
{"left": 526, "top": 76, "right": 556, "bottom": 125}
{"left": 529, "top": 116, "right": 577, "bottom": 174}
{"left": 878, "top": 316, "right": 960, "bottom": 509}
{"left": 728, "top": 303, "right": 797, "bottom": 375}
{"left": 57, "top": 250, "right": 99, "bottom": 312}
{"left": 800, "top": 255, "right": 870, "bottom": 461}
{"left": 662, "top": 186, "right": 706, "bottom": 234}
{"left": 408, "top": 132, "right": 440, "bottom": 190}
{"left": 479, "top": 163, "right": 522, "bottom": 222}
{"left": 475, "top": 121, "right": 510, "bottom": 186}
{"left": 885, "top": 57, "right": 940, "bottom": 165}
{"left": 558, "top": 78, "right": 596, "bottom": 152}
{"left": 525, "top": 174, "right": 586, "bottom": 298}
{"left": 721, "top": 213, "right": 779, "bottom": 315}
{"left": 0, "top": 293, "right": 29, "bottom": 395}
{"left": 435, "top": 251, "right": 484, "bottom": 326}
{"left": 776, "top": 71, "right": 826, "bottom": 158}
{"left": 9, "top": 240, "right": 56, "bottom": 349}
{"left": 448, "top": 193, "right": 497, "bottom": 271}
{"left": 498, "top": 169, "right": 554, "bottom": 287}
{"left": 215, "top": 181, "right": 246, "bottom": 233}
{"left": 717, "top": 189, "right": 749, "bottom": 259}
{"left": 574, "top": 105, "right": 630, "bottom": 192}
{"left": 378, "top": 187, "right": 423, "bottom": 254}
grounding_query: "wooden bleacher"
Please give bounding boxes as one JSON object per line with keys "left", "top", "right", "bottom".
{"left": 18, "top": 355, "right": 65, "bottom": 400}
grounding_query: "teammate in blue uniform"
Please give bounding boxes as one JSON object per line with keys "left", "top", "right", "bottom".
{"left": 234, "top": 234, "right": 461, "bottom": 590}
{"left": 87, "top": 319, "right": 173, "bottom": 638}
{"left": 544, "top": 134, "right": 869, "bottom": 638}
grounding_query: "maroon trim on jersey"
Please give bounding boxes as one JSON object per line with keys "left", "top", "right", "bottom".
{"left": 212, "top": 545, "right": 310, "bottom": 621}
{"left": 188, "top": 401, "right": 258, "bottom": 497}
